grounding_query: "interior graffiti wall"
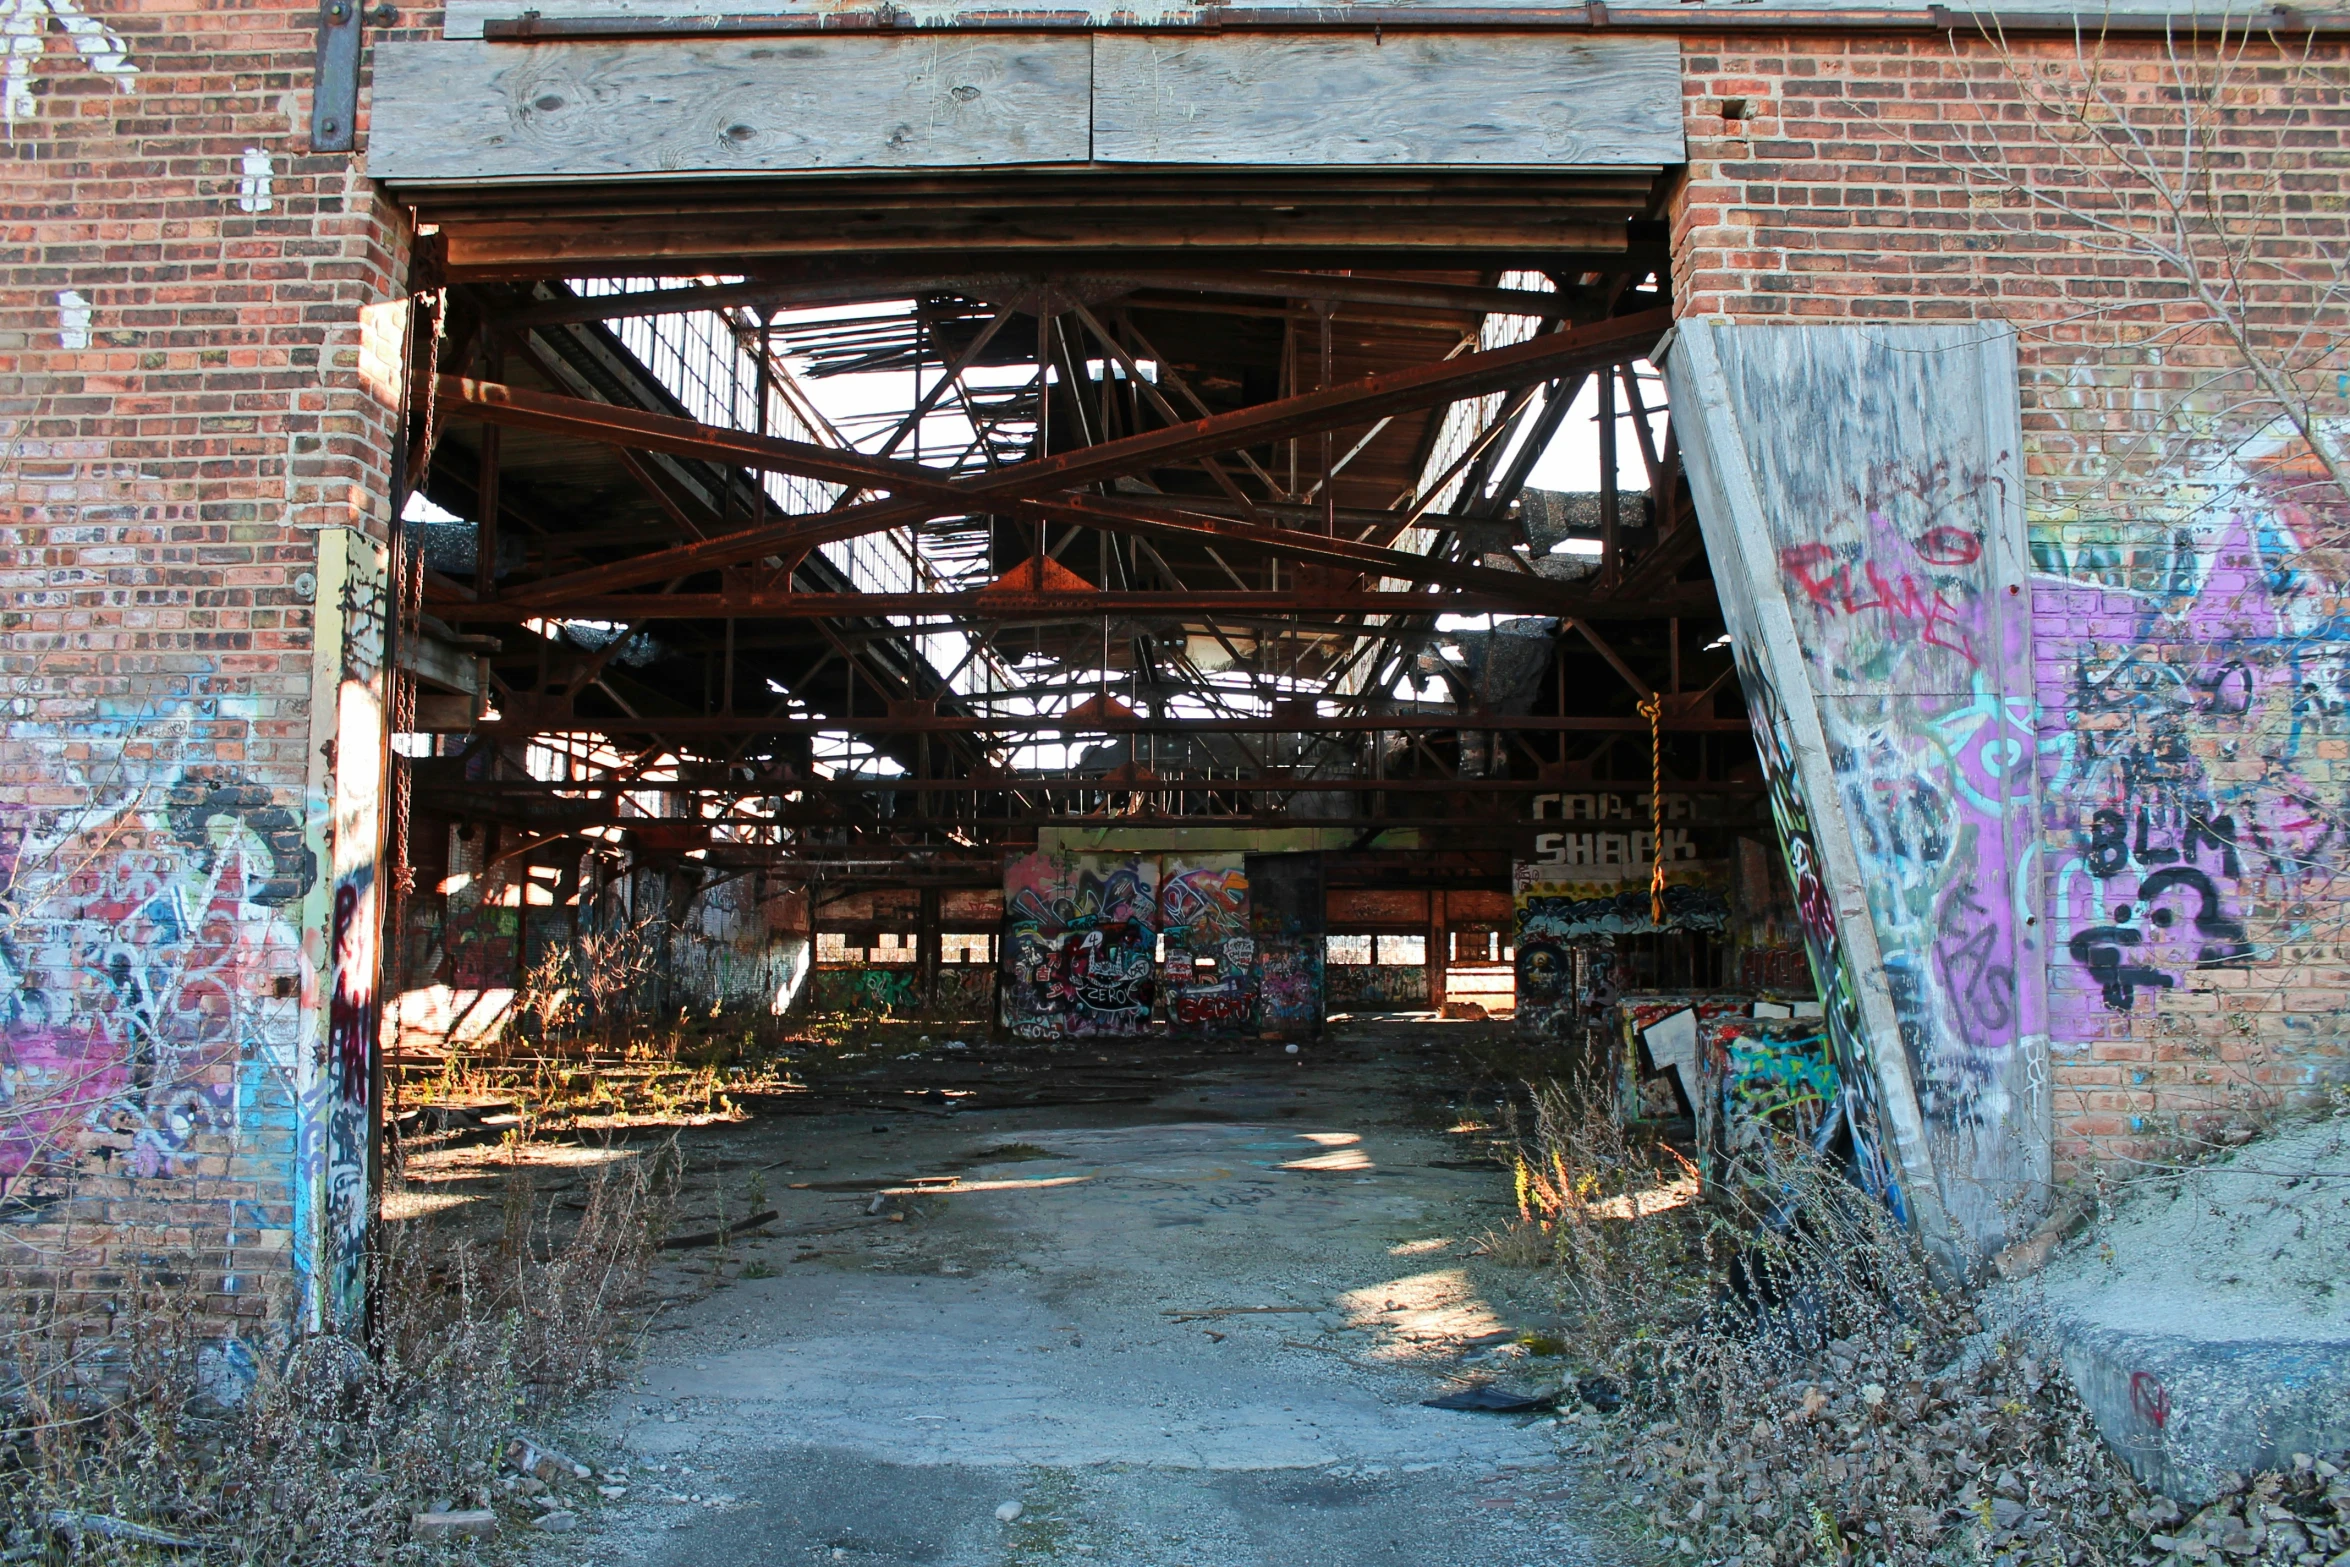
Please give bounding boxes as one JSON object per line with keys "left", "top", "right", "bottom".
{"left": 1247, "top": 853, "right": 1325, "bottom": 1041}
{"left": 1671, "top": 321, "right": 2050, "bottom": 1257}
{"left": 1002, "top": 850, "right": 1160, "bottom": 1038}
{"left": 1325, "top": 964, "right": 1428, "bottom": 1011}
{"left": 999, "top": 848, "right": 1328, "bottom": 1038}
{"left": 1159, "top": 854, "right": 1255, "bottom": 1033}
{"left": 1513, "top": 868, "right": 1731, "bottom": 1043}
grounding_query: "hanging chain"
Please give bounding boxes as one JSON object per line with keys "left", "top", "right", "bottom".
{"left": 1637, "top": 691, "right": 1667, "bottom": 925}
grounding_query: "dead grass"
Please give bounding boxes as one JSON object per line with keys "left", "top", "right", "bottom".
{"left": 0, "top": 1139, "right": 680, "bottom": 1562}
{"left": 1501, "top": 1078, "right": 2159, "bottom": 1565}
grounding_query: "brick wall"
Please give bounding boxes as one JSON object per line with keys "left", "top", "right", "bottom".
{"left": 1667, "top": 29, "right": 2350, "bottom": 1175}
{"left": 1, "top": 0, "right": 410, "bottom": 1344}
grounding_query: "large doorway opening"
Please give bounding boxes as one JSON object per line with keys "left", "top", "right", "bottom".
{"left": 382, "top": 162, "right": 1811, "bottom": 1145}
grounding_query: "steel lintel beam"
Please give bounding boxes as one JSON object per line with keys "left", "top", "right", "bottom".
{"left": 438, "top": 712, "right": 1745, "bottom": 737}
{"left": 427, "top": 775, "right": 1766, "bottom": 796}
{"left": 433, "top": 585, "right": 1721, "bottom": 624}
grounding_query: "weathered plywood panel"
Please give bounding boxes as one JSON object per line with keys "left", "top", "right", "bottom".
{"left": 1092, "top": 34, "right": 1681, "bottom": 166}
{"left": 441, "top": 0, "right": 2218, "bottom": 39}
{"left": 1668, "top": 320, "right": 2047, "bottom": 1263}
{"left": 367, "top": 36, "right": 1093, "bottom": 182}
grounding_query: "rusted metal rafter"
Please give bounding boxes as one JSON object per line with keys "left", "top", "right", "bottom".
{"left": 441, "top": 306, "right": 1670, "bottom": 605}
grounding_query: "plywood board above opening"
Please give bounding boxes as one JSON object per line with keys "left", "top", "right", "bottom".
{"left": 1091, "top": 34, "right": 1682, "bottom": 166}
{"left": 368, "top": 36, "right": 1095, "bottom": 182}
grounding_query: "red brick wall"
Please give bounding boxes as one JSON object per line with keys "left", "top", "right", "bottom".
{"left": 1667, "top": 29, "right": 2350, "bottom": 1176}
{"left": 1, "top": 0, "right": 410, "bottom": 1338}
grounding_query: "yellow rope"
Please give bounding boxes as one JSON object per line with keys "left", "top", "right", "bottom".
{"left": 1636, "top": 691, "right": 1667, "bottom": 925}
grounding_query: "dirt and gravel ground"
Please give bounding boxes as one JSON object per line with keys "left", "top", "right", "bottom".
{"left": 469, "top": 1020, "right": 1620, "bottom": 1567}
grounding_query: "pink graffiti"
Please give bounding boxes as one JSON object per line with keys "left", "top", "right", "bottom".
{"left": 2130, "top": 1371, "right": 2171, "bottom": 1429}
{"left": 0, "top": 1025, "right": 130, "bottom": 1178}
{"left": 1781, "top": 542, "right": 1980, "bottom": 665}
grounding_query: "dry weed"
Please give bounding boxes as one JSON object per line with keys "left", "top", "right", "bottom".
{"left": 1, "top": 1138, "right": 678, "bottom": 1562}
{"left": 1514, "top": 1084, "right": 2157, "bottom": 1565}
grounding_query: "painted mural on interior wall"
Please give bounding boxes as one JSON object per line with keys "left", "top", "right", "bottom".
{"left": 1512, "top": 864, "right": 1730, "bottom": 1043}
{"left": 1000, "top": 849, "right": 1328, "bottom": 1038}
{"left": 0, "top": 694, "right": 311, "bottom": 1308}
{"left": 1002, "top": 850, "right": 1159, "bottom": 1038}
{"left": 1671, "top": 322, "right": 2050, "bottom": 1251}
{"left": 811, "top": 966, "right": 922, "bottom": 1016}
{"left": 1326, "top": 963, "right": 1427, "bottom": 1011}
{"left": 1159, "top": 854, "right": 1255, "bottom": 1032}
{"left": 2033, "top": 444, "right": 2350, "bottom": 1092}
{"left": 1248, "top": 852, "right": 1325, "bottom": 1041}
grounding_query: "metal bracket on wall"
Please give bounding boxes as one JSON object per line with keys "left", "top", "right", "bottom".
{"left": 312, "top": 0, "right": 390, "bottom": 152}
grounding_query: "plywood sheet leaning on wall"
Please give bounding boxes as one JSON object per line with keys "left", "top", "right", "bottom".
{"left": 1666, "top": 320, "right": 2049, "bottom": 1262}
{"left": 1001, "top": 850, "right": 1158, "bottom": 1039}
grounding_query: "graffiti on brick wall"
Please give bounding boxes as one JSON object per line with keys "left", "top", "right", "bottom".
{"left": 0, "top": 715, "right": 309, "bottom": 1203}
{"left": 3, "top": 0, "right": 138, "bottom": 129}
{"left": 1159, "top": 856, "right": 1254, "bottom": 1033}
{"left": 1003, "top": 851, "right": 1157, "bottom": 1038}
{"left": 2039, "top": 490, "right": 2345, "bottom": 1028}
{"left": 934, "top": 965, "right": 995, "bottom": 1021}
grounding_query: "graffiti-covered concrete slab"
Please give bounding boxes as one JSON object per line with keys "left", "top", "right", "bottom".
{"left": 1668, "top": 321, "right": 2050, "bottom": 1260}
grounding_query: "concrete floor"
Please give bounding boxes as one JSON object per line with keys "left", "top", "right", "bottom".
{"left": 521, "top": 1026, "right": 1619, "bottom": 1567}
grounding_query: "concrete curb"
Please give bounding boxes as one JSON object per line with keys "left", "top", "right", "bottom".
{"left": 2050, "top": 1316, "right": 2350, "bottom": 1502}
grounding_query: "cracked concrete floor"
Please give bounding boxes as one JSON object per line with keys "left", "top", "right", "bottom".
{"left": 523, "top": 1026, "right": 1618, "bottom": 1567}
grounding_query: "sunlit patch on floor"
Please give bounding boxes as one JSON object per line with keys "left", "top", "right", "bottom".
{"left": 1337, "top": 1268, "right": 1509, "bottom": 1358}
{"left": 1388, "top": 1237, "right": 1453, "bottom": 1256}
{"left": 380, "top": 1189, "right": 483, "bottom": 1222}
{"left": 1281, "top": 1147, "right": 1374, "bottom": 1173}
{"left": 1581, "top": 1168, "right": 1699, "bottom": 1221}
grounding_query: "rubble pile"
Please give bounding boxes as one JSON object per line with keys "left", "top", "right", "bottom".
{"left": 2140, "top": 1456, "right": 2350, "bottom": 1565}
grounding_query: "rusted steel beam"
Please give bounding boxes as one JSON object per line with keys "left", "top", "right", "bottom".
{"left": 453, "top": 307, "right": 1670, "bottom": 605}
{"left": 1018, "top": 492, "right": 1600, "bottom": 614}
{"left": 441, "top": 588, "right": 1490, "bottom": 620}
{"left": 433, "top": 584, "right": 1723, "bottom": 623}
{"left": 437, "top": 775, "right": 1767, "bottom": 795}
{"left": 500, "top": 269, "right": 1587, "bottom": 328}
{"left": 438, "top": 712, "right": 1747, "bottom": 736}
